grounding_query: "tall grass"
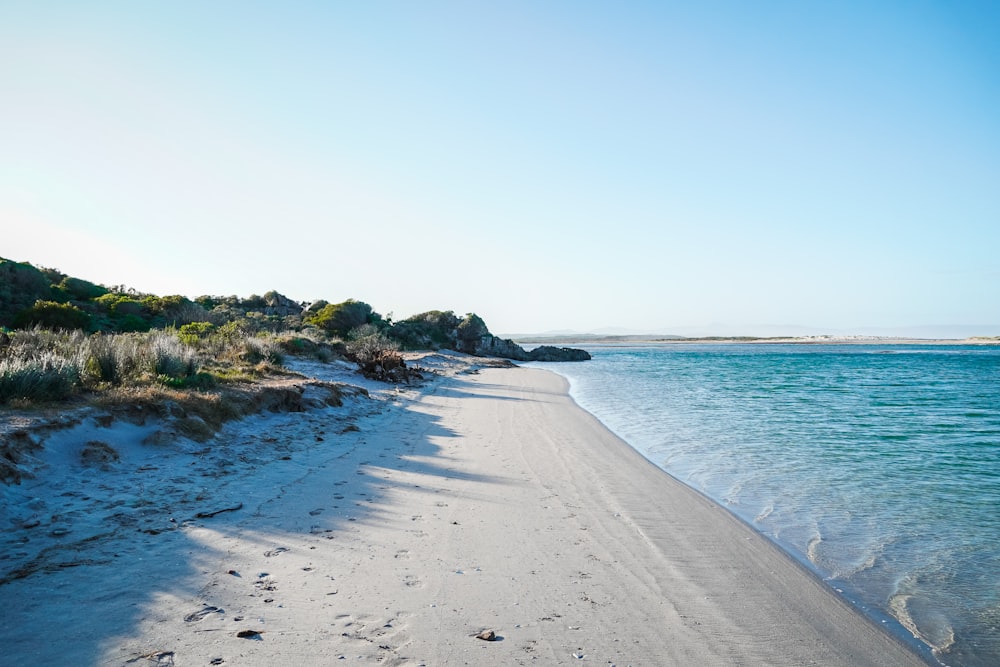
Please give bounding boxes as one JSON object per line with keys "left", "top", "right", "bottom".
{"left": 82, "top": 333, "right": 138, "bottom": 384}
{"left": 0, "top": 350, "right": 81, "bottom": 402}
{"left": 144, "top": 331, "right": 198, "bottom": 378}
{"left": 0, "top": 328, "right": 204, "bottom": 402}
{"left": 0, "top": 325, "right": 321, "bottom": 404}
{"left": 0, "top": 328, "right": 84, "bottom": 402}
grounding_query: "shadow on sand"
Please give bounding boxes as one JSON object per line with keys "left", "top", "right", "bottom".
{"left": 0, "top": 366, "right": 503, "bottom": 664}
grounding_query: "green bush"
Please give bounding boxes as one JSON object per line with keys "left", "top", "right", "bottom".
{"left": 116, "top": 314, "right": 150, "bottom": 332}
{"left": 13, "top": 301, "right": 93, "bottom": 331}
{"left": 303, "top": 299, "right": 329, "bottom": 314}
{"left": 0, "top": 258, "right": 53, "bottom": 327}
{"left": 156, "top": 370, "right": 216, "bottom": 390}
{"left": 389, "top": 310, "right": 460, "bottom": 350}
{"left": 94, "top": 293, "right": 146, "bottom": 315}
{"left": 178, "top": 321, "right": 216, "bottom": 345}
{"left": 90, "top": 293, "right": 151, "bottom": 332}
{"left": 216, "top": 319, "right": 258, "bottom": 340}
{"left": 57, "top": 276, "right": 108, "bottom": 301}
{"left": 306, "top": 299, "right": 377, "bottom": 337}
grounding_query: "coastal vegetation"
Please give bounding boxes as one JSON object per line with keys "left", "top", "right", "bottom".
{"left": 0, "top": 257, "right": 588, "bottom": 406}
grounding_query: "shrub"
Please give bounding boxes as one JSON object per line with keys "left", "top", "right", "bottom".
{"left": 236, "top": 335, "right": 284, "bottom": 365}
{"left": 4, "top": 327, "right": 86, "bottom": 355}
{"left": 389, "top": 310, "right": 460, "bottom": 350}
{"left": 0, "top": 350, "right": 80, "bottom": 402}
{"left": 306, "top": 299, "right": 377, "bottom": 337}
{"left": 57, "top": 276, "right": 108, "bottom": 301}
{"left": 276, "top": 332, "right": 344, "bottom": 362}
{"left": 0, "top": 258, "right": 53, "bottom": 327}
{"left": 155, "top": 370, "right": 216, "bottom": 390}
{"left": 141, "top": 295, "right": 209, "bottom": 327}
{"left": 90, "top": 293, "right": 150, "bottom": 332}
{"left": 347, "top": 328, "right": 413, "bottom": 381}
{"left": 13, "top": 300, "right": 93, "bottom": 331}
{"left": 143, "top": 331, "right": 198, "bottom": 381}
{"left": 81, "top": 333, "right": 139, "bottom": 385}
{"left": 216, "top": 319, "right": 258, "bottom": 340}
{"left": 94, "top": 293, "right": 146, "bottom": 316}
{"left": 178, "top": 321, "right": 216, "bottom": 345}
{"left": 116, "top": 314, "right": 150, "bottom": 333}
{"left": 303, "top": 299, "right": 329, "bottom": 314}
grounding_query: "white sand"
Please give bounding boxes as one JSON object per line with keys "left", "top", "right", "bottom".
{"left": 0, "top": 356, "right": 928, "bottom": 666}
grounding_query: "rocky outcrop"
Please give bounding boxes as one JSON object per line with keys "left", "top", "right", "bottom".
{"left": 525, "top": 345, "right": 592, "bottom": 362}
{"left": 392, "top": 310, "right": 590, "bottom": 362}
{"left": 260, "top": 291, "right": 305, "bottom": 317}
{"left": 470, "top": 335, "right": 590, "bottom": 362}
{"left": 470, "top": 335, "right": 529, "bottom": 360}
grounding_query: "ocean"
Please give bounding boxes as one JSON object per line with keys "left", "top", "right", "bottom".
{"left": 532, "top": 344, "right": 1000, "bottom": 667}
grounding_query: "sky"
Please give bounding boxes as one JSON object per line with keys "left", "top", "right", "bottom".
{"left": 3, "top": 1, "right": 998, "bottom": 336}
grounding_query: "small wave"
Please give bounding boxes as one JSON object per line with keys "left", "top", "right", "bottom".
{"left": 723, "top": 480, "right": 743, "bottom": 506}
{"left": 806, "top": 532, "right": 823, "bottom": 566}
{"left": 889, "top": 592, "right": 956, "bottom": 657}
{"left": 754, "top": 504, "right": 774, "bottom": 523}
{"left": 833, "top": 547, "right": 883, "bottom": 580}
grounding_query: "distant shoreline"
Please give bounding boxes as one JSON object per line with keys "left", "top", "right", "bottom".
{"left": 513, "top": 334, "right": 1000, "bottom": 346}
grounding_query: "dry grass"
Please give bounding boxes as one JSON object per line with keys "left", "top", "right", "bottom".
{"left": 92, "top": 375, "right": 348, "bottom": 442}
{"left": 0, "top": 327, "right": 345, "bottom": 404}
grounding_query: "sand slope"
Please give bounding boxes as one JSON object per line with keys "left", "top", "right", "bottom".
{"left": 0, "top": 361, "right": 928, "bottom": 666}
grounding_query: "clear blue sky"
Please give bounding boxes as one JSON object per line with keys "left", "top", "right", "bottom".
{"left": 3, "top": 2, "right": 998, "bottom": 336}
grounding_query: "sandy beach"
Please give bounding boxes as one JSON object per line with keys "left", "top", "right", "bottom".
{"left": 0, "top": 355, "right": 929, "bottom": 666}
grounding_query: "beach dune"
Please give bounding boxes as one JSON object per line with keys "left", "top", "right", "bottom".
{"left": 0, "top": 362, "right": 928, "bottom": 665}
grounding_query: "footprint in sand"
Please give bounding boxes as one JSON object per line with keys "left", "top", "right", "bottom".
{"left": 126, "top": 651, "right": 175, "bottom": 665}
{"left": 184, "top": 606, "right": 224, "bottom": 622}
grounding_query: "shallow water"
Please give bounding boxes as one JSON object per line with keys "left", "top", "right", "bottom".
{"left": 535, "top": 344, "right": 1000, "bottom": 667}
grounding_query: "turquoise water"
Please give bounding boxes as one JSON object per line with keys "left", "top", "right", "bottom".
{"left": 535, "top": 344, "right": 1000, "bottom": 667}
